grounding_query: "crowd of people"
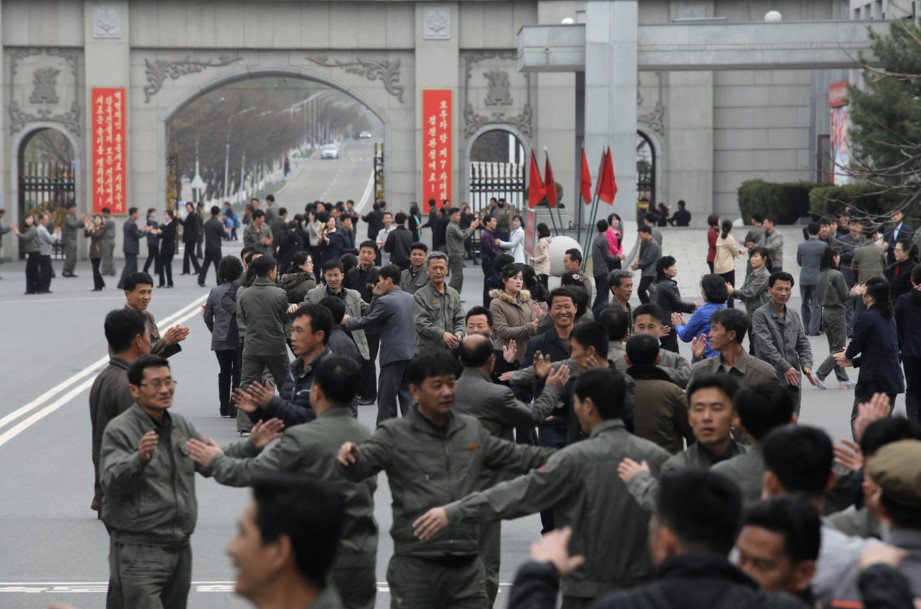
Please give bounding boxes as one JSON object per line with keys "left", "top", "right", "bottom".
{"left": 77, "top": 193, "right": 921, "bottom": 609}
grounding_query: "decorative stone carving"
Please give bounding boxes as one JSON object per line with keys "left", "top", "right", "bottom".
{"left": 423, "top": 7, "right": 451, "bottom": 40}
{"left": 638, "top": 72, "right": 666, "bottom": 136}
{"left": 463, "top": 51, "right": 532, "bottom": 137}
{"left": 93, "top": 5, "right": 121, "bottom": 39}
{"left": 143, "top": 55, "right": 243, "bottom": 102}
{"left": 9, "top": 48, "right": 81, "bottom": 136}
{"left": 305, "top": 56, "right": 405, "bottom": 103}
{"left": 483, "top": 70, "right": 512, "bottom": 106}
{"left": 30, "top": 68, "right": 60, "bottom": 104}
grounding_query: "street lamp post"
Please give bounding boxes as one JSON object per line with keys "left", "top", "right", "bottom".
{"left": 223, "top": 106, "right": 255, "bottom": 199}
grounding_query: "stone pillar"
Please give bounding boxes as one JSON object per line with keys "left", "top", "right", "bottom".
{"left": 83, "top": 1, "right": 130, "bottom": 226}
{"left": 584, "top": 0, "right": 638, "bottom": 219}
{"left": 415, "top": 3, "right": 460, "bottom": 205}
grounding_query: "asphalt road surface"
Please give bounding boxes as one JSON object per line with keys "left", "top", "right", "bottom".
{"left": 280, "top": 139, "right": 377, "bottom": 214}
{"left": 0, "top": 224, "right": 878, "bottom": 608}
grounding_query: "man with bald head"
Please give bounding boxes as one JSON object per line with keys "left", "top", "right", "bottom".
{"left": 454, "top": 332, "right": 570, "bottom": 606}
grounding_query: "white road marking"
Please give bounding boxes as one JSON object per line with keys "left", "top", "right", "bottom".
{"left": 0, "top": 582, "right": 513, "bottom": 594}
{"left": 0, "top": 295, "right": 208, "bottom": 447}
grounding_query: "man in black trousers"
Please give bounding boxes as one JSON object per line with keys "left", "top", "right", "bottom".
{"left": 198, "top": 206, "right": 224, "bottom": 287}
{"left": 179, "top": 201, "right": 201, "bottom": 275}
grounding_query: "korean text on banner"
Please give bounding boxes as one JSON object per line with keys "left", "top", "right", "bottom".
{"left": 91, "top": 88, "right": 127, "bottom": 215}
{"left": 421, "top": 89, "right": 453, "bottom": 212}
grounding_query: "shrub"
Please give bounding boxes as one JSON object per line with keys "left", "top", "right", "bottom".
{"left": 808, "top": 184, "right": 910, "bottom": 222}
{"left": 737, "top": 180, "right": 817, "bottom": 224}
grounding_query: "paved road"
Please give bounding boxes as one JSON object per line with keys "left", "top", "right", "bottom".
{"left": 277, "top": 139, "right": 377, "bottom": 214}
{"left": 0, "top": 224, "right": 887, "bottom": 608}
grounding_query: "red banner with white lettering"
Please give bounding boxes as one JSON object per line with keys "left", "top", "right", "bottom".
{"left": 92, "top": 88, "right": 127, "bottom": 215}
{"left": 421, "top": 89, "right": 452, "bottom": 212}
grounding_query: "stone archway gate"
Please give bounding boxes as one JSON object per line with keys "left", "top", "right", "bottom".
{"left": 1, "top": 0, "right": 551, "bottom": 260}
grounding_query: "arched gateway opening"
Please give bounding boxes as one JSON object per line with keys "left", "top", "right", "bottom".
{"left": 17, "top": 127, "right": 76, "bottom": 218}
{"left": 467, "top": 128, "right": 528, "bottom": 213}
{"left": 164, "top": 74, "right": 386, "bottom": 214}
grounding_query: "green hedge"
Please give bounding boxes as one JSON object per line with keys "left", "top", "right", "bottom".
{"left": 808, "top": 184, "right": 908, "bottom": 220}
{"left": 738, "top": 180, "right": 817, "bottom": 224}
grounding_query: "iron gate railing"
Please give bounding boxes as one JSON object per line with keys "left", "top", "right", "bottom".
{"left": 468, "top": 162, "right": 524, "bottom": 213}
{"left": 19, "top": 160, "right": 76, "bottom": 259}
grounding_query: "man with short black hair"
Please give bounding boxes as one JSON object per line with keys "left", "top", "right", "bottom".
{"left": 244, "top": 209, "right": 274, "bottom": 257}
{"left": 762, "top": 216, "right": 783, "bottom": 273}
{"left": 347, "top": 241, "right": 381, "bottom": 405}
{"left": 400, "top": 242, "right": 430, "bottom": 294}
{"left": 711, "top": 383, "right": 795, "bottom": 503}
{"left": 446, "top": 207, "right": 480, "bottom": 292}
{"left": 343, "top": 264, "right": 416, "bottom": 423}
{"left": 225, "top": 475, "right": 346, "bottom": 609}
{"left": 632, "top": 225, "right": 661, "bottom": 304}
{"left": 180, "top": 201, "right": 203, "bottom": 275}
{"left": 339, "top": 351, "right": 554, "bottom": 609}
{"left": 62, "top": 201, "right": 83, "bottom": 277}
{"left": 198, "top": 205, "right": 224, "bottom": 287}
{"left": 263, "top": 193, "right": 277, "bottom": 224}
{"left": 118, "top": 271, "right": 188, "bottom": 358}
{"left": 384, "top": 212, "right": 415, "bottom": 270}
{"left": 563, "top": 248, "right": 593, "bottom": 305}
{"left": 318, "top": 296, "right": 361, "bottom": 366}
{"left": 504, "top": 470, "right": 805, "bottom": 609}
{"left": 189, "top": 359, "right": 378, "bottom": 609}
{"left": 117, "top": 207, "right": 147, "bottom": 290}
{"left": 632, "top": 304, "right": 692, "bottom": 388}
{"left": 236, "top": 302, "right": 332, "bottom": 427}
{"left": 101, "top": 206, "right": 117, "bottom": 276}
{"left": 597, "top": 305, "right": 631, "bottom": 372}
{"left": 375, "top": 212, "right": 396, "bottom": 266}
{"left": 605, "top": 269, "right": 633, "bottom": 322}
{"left": 751, "top": 272, "right": 816, "bottom": 415}
{"left": 669, "top": 199, "right": 691, "bottom": 227}
{"left": 89, "top": 308, "right": 151, "bottom": 514}
{"left": 305, "top": 259, "right": 370, "bottom": 366}
{"left": 416, "top": 367, "right": 670, "bottom": 608}
{"left": 690, "top": 308, "right": 779, "bottom": 389}
{"left": 625, "top": 334, "right": 692, "bottom": 454}
{"left": 798, "top": 223, "right": 827, "bottom": 335}
{"left": 620, "top": 373, "right": 746, "bottom": 510}
{"left": 761, "top": 424, "right": 882, "bottom": 607}
{"left": 100, "top": 354, "right": 278, "bottom": 609}
{"left": 236, "top": 256, "right": 290, "bottom": 432}
{"left": 736, "top": 496, "right": 821, "bottom": 603}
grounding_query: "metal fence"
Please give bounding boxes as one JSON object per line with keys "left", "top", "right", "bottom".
{"left": 468, "top": 162, "right": 524, "bottom": 213}
{"left": 20, "top": 161, "right": 75, "bottom": 213}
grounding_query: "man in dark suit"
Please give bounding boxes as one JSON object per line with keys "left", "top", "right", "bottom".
{"left": 142, "top": 208, "right": 161, "bottom": 277}
{"left": 179, "top": 201, "right": 201, "bottom": 275}
{"left": 343, "top": 264, "right": 416, "bottom": 423}
{"left": 796, "top": 223, "right": 827, "bottom": 335}
{"left": 116, "top": 207, "right": 147, "bottom": 290}
{"left": 198, "top": 206, "right": 224, "bottom": 287}
{"left": 883, "top": 209, "right": 914, "bottom": 267}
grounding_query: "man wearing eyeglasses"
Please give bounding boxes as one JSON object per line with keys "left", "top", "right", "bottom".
{"left": 99, "top": 354, "right": 280, "bottom": 609}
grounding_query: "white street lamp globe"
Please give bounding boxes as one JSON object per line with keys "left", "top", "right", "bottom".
{"left": 561, "top": 17, "right": 575, "bottom": 24}
{"left": 764, "top": 10, "right": 782, "bottom": 22}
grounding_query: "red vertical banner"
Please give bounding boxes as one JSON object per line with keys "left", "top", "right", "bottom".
{"left": 92, "top": 88, "right": 127, "bottom": 215}
{"left": 421, "top": 89, "right": 452, "bottom": 212}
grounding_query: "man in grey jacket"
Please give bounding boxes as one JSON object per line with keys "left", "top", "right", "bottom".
{"left": 454, "top": 333, "right": 570, "bottom": 607}
{"left": 237, "top": 255, "right": 290, "bottom": 403}
{"left": 751, "top": 271, "right": 817, "bottom": 415}
{"left": 62, "top": 202, "right": 83, "bottom": 277}
{"left": 101, "top": 206, "right": 117, "bottom": 276}
{"left": 36, "top": 211, "right": 60, "bottom": 293}
{"left": 343, "top": 265, "right": 417, "bottom": 423}
{"left": 413, "top": 251, "right": 465, "bottom": 353}
{"left": 117, "top": 207, "right": 147, "bottom": 290}
{"left": 89, "top": 308, "right": 151, "bottom": 515}
{"left": 445, "top": 207, "right": 479, "bottom": 293}
{"left": 99, "top": 354, "right": 275, "bottom": 609}
{"left": 762, "top": 216, "right": 784, "bottom": 273}
{"left": 414, "top": 367, "right": 671, "bottom": 608}
{"left": 400, "top": 242, "right": 430, "bottom": 294}
{"left": 797, "top": 223, "right": 827, "bottom": 335}
{"left": 631, "top": 225, "right": 661, "bottom": 304}
{"left": 304, "top": 259, "right": 371, "bottom": 362}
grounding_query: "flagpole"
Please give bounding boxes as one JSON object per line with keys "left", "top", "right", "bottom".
{"left": 583, "top": 148, "right": 607, "bottom": 264}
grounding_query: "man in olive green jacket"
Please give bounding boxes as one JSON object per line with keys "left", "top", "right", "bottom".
{"left": 413, "top": 251, "right": 465, "bottom": 353}
{"left": 90, "top": 308, "right": 151, "bottom": 515}
{"left": 113, "top": 272, "right": 189, "bottom": 359}
{"left": 338, "top": 351, "right": 554, "bottom": 609}
{"left": 99, "top": 355, "right": 272, "bottom": 609}
{"left": 455, "top": 334, "right": 571, "bottom": 606}
{"left": 237, "top": 256, "right": 290, "bottom": 389}
{"left": 187, "top": 357, "right": 378, "bottom": 609}
{"left": 62, "top": 202, "right": 83, "bottom": 277}
{"left": 446, "top": 208, "right": 479, "bottom": 293}
{"left": 413, "top": 367, "right": 671, "bottom": 609}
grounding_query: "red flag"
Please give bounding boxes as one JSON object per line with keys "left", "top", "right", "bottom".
{"left": 544, "top": 151, "right": 557, "bottom": 209}
{"left": 527, "top": 151, "right": 545, "bottom": 209}
{"left": 598, "top": 147, "right": 618, "bottom": 205}
{"left": 580, "top": 148, "right": 592, "bottom": 205}
{"left": 594, "top": 148, "right": 608, "bottom": 200}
